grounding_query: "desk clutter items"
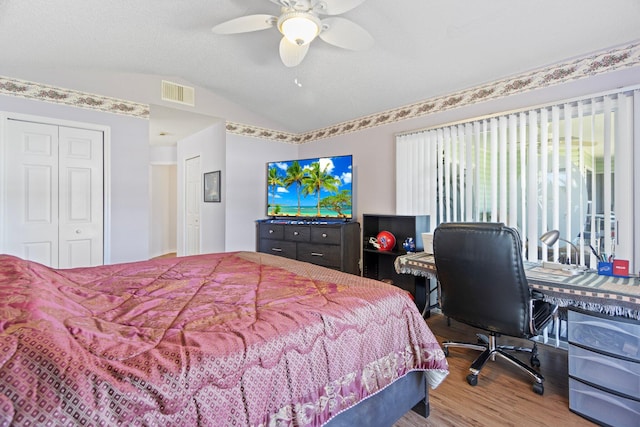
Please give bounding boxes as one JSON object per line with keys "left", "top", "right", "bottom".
{"left": 541, "top": 261, "right": 587, "bottom": 276}
{"left": 368, "top": 230, "right": 396, "bottom": 251}
{"left": 598, "top": 259, "right": 630, "bottom": 277}
{"left": 402, "top": 237, "right": 416, "bottom": 252}
{"left": 421, "top": 232, "right": 433, "bottom": 254}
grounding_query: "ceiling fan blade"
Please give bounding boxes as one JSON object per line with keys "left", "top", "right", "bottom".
{"left": 279, "top": 37, "right": 310, "bottom": 67}
{"left": 319, "top": 17, "right": 373, "bottom": 50}
{"left": 212, "top": 14, "right": 276, "bottom": 34}
{"left": 314, "top": 0, "right": 366, "bottom": 15}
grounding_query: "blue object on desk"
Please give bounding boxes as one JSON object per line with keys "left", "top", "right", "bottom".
{"left": 402, "top": 237, "right": 416, "bottom": 253}
{"left": 598, "top": 262, "right": 613, "bottom": 276}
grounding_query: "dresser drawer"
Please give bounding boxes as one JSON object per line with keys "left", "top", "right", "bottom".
{"left": 569, "top": 378, "right": 640, "bottom": 427}
{"left": 568, "top": 310, "right": 640, "bottom": 362}
{"left": 259, "top": 224, "right": 284, "bottom": 240}
{"left": 284, "top": 226, "right": 310, "bottom": 242}
{"left": 569, "top": 344, "right": 640, "bottom": 399}
{"left": 258, "top": 239, "right": 296, "bottom": 259}
{"left": 297, "top": 243, "right": 341, "bottom": 269}
{"left": 310, "top": 227, "right": 341, "bottom": 244}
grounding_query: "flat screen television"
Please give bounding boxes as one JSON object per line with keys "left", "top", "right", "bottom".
{"left": 266, "top": 154, "right": 353, "bottom": 220}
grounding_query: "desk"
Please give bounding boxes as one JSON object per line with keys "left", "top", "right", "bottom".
{"left": 395, "top": 252, "right": 640, "bottom": 321}
{"left": 396, "top": 252, "right": 640, "bottom": 425}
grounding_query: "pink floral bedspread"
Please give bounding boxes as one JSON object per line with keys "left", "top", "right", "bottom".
{"left": 0, "top": 251, "right": 448, "bottom": 426}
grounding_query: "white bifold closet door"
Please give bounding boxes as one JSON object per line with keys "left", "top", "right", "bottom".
{"left": 4, "top": 119, "right": 103, "bottom": 268}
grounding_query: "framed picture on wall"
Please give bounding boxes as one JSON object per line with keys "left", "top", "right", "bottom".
{"left": 204, "top": 170, "right": 221, "bottom": 202}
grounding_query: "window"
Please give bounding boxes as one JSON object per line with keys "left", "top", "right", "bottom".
{"left": 397, "top": 90, "right": 638, "bottom": 270}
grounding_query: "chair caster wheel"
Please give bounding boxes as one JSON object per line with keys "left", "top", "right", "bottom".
{"left": 443, "top": 347, "right": 449, "bottom": 357}
{"left": 533, "top": 383, "right": 544, "bottom": 395}
{"left": 530, "top": 355, "right": 541, "bottom": 368}
{"left": 466, "top": 374, "right": 478, "bottom": 386}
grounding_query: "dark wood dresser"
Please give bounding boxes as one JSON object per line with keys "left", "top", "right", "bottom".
{"left": 256, "top": 219, "right": 360, "bottom": 275}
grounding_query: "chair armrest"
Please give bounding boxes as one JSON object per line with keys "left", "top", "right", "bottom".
{"left": 531, "top": 289, "right": 545, "bottom": 300}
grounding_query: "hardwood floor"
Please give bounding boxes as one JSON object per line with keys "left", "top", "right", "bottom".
{"left": 394, "top": 313, "right": 595, "bottom": 427}
{"left": 151, "top": 252, "right": 176, "bottom": 259}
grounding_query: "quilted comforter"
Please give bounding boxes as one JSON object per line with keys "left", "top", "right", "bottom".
{"left": 0, "top": 251, "right": 448, "bottom": 426}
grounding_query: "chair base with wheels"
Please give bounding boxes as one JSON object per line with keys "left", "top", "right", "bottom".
{"left": 443, "top": 331, "right": 545, "bottom": 395}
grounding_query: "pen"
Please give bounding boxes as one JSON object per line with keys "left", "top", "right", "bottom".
{"left": 589, "top": 244, "right": 602, "bottom": 263}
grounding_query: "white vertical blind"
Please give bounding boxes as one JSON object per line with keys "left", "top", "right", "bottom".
{"left": 551, "top": 106, "right": 560, "bottom": 262}
{"left": 498, "top": 116, "right": 508, "bottom": 223}
{"left": 490, "top": 118, "right": 498, "bottom": 222}
{"left": 564, "top": 103, "right": 574, "bottom": 263}
{"left": 539, "top": 109, "right": 549, "bottom": 261}
{"left": 576, "top": 103, "right": 585, "bottom": 265}
{"left": 465, "top": 123, "right": 474, "bottom": 221}
{"left": 519, "top": 113, "right": 527, "bottom": 256}
{"left": 396, "top": 90, "right": 637, "bottom": 270}
{"left": 508, "top": 115, "right": 518, "bottom": 227}
{"left": 527, "top": 110, "right": 538, "bottom": 262}
{"left": 603, "top": 96, "right": 613, "bottom": 261}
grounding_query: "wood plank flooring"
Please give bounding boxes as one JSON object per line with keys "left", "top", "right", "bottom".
{"left": 394, "top": 313, "right": 595, "bottom": 427}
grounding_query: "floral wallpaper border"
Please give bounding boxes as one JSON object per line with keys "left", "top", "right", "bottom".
{"left": 0, "top": 76, "right": 149, "bottom": 118}
{"left": 1, "top": 40, "right": 639, "bottom": 144}
{"left": 228, "top": 40, "right": 640, "bottom": 144}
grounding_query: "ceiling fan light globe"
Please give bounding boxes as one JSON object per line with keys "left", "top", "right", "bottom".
{"left": 278, "top": 12, "right": 320, "bottom": 46}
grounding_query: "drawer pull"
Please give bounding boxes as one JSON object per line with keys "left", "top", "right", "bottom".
{"left": 271, "top": 248, "right": 283, "bottom": 252}
{"left": 269, "top": 229, "right": 274, "bottom": 234}
{"left": 311, "top": 252, "right": 324, "bottom": 257}
{"left": 322, "top": 233, "right": 327, "bottom": 238}
{"left": 293, "top": 231, "right": 299, "bottom": 236}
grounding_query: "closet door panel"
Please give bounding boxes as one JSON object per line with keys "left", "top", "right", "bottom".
{"left": 58, "top": 126, "right": 104, "bottom": 268}
{"left": 5, "top": 120, "right": 59, "bottom": 267}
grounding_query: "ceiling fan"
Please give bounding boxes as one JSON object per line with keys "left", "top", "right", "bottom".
{"left": 212, "top": 0, "right": 373, "bottom": 67}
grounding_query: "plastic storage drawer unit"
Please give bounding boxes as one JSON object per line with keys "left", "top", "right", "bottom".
{"left": 568, "top": 309, "right": 640, "bottom": 362}
{"left": 569, "top": 378, "right": 640, "bottom": 427}
{"left": 568, "top": 344, "right": 640, "bottom": 398}
{"left": 568, "top": 309, "right": 640, "bottom": 426}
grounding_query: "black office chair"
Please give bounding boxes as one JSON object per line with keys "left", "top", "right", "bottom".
{"left": 433, "top": 222, "right": 557, "bottom": 395}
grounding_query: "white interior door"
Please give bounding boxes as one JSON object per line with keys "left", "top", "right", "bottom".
{"left": 5, "top": 120, "right": 60, "bottom": 266}
{"left": 58, "top": 126, "right": 104, "bottom": 267}
{"left": 3, "top": 119, "right": 104, "bottom": 268}
{"left": 185, "top": 156, "right": 200, "bottom": 255}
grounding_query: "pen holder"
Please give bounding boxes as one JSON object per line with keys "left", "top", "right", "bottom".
{"left": 597, "top": 262, "right": 613, "bottom": 276}
{"left": 598, "top": 260, "right": 630, "bottom": 277}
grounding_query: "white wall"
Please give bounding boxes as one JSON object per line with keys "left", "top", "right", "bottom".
{"left": 176, "top": 122, "right": 227, "bottom": 255}
{"left": 0, "top": 94, "right": 151, "bottom": 264}
{"left": 224, "top": 134, "right": 298, "bottom": 252}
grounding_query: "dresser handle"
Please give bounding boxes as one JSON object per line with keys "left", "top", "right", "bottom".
{"left": 293, "top": 231, "right": 299, "bottom": 236}
{"left": 311, "top": 252, "right": 324, "bottom": 257}
{"left": 271, "top": 248, "right": 282, "bottom": 252}
{"left": 322, "top": 233, "right": 327, "bottom": 238}
{"left": 269, "top": 229, "right": 274, "bottom": 234}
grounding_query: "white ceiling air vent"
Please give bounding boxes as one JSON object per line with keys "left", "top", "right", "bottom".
{"left": 161, "top": 80, "right": 195, "bottom": 106}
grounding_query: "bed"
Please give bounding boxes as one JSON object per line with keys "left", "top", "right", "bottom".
{"left": 0, "top": 251, "right": 448, "bottom": 426}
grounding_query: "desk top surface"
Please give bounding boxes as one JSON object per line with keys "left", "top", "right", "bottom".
{"left": 395, "top": 252, "right": 640, "bottom": 320}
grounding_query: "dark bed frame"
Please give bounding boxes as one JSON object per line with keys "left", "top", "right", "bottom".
{"left": 324, "top": 371, "right": 429, "bottom": 426}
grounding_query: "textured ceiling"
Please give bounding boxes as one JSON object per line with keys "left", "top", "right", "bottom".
{"left": 1, "top": 0, "right": 640, "bottom": 135}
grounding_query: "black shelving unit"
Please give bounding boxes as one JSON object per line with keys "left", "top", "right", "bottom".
{"left": 362, "top": 214, "right": 431, "bottom": 314}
